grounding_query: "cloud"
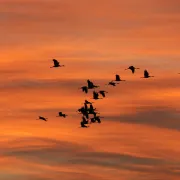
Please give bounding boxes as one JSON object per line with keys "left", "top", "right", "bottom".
{"left": 104, "top": 106, "right": 180, "bottom": 131}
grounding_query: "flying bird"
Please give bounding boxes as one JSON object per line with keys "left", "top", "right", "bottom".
{"left": 84, "top": 100, "right": 93, "bottom": 104}
{"left": 50, "top": 59, "right": 65, "bottom": 68}
{"left": 87, "top": 79, "right": 99, "bottom": 89}
{"left": 114, "top": 74, "right": 126, "bottom": 81}
{"left": 89, "top": 104, "right": 96, "bottom": 112}
{"left": 106, "top": 81, "right": 118, "bottom": 86}
{"left": 82, "top": 116, "right": 89, "bottom": 124}
{"left": 125, "top": 66, "right": 140, "bottom": 73}
{"left": 79, "top": 86, "right": 88, "bottom": 93}
{"left": 98, "top": 90, "right": 108, "bottom": 97}
{"left": 57, "top": 112, "right": 67, "bottom": 118}
{"left": 92, "top": 91, "right": 102, "bottom": 100}
{"left": 80, "top": 121, "right": 89, "bottom": 128}
{"left": 36, "top": 116, "right": 47, "bottom": 121}
{"left": 141, "top": 70, "right": 154, "bottom": 78}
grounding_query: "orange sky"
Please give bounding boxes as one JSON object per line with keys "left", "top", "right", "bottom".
{"left": 0, "top": 0, "right": 180, "bottom": 179}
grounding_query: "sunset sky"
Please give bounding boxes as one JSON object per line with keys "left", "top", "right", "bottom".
{"left": 0, "top": 0, "right": 180, "bottom": 179}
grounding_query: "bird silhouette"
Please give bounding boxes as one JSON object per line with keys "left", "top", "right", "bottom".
{"left": 106, "top": 81, "right": 118, "bottom": 86}
{"left": 125, "top": 66, "right": 140, "bottom": 73}
{"left": 57, "top": 112, "right": 67, "bottom": 118}
{"left": 141, "top": 70, "right": 154, "bottom": 78}
{"left": 92, "top": 91, "right": 103, "bottom": 100}
{"left": 89, "top": 104, "right": 97, "bottom": 112}
{"left": 90, "top": 117, "right": 96, "bottom": 123}
{"left": 98, "top": 90, "right": 108, "bottom": 97}
{"left": 36, "top": 116, "right": 47, "bottom": 121}
{"left": 84, "top": 100, "right": 94, "bottom": 104}
{"left": 82, "top": 116, "right": 89, "bottom": 124}
{"left": 77, "top": 106, "right": 89, "bottom": 119}
{"left": 87, "top": 79, "right": 99, "bottom": 89}
{"left": 50, "top": 59, "right": 65, "bottom": 68}
{"left": 79, "top": 86, "right": 88, "bottom": 93}
{"left": 94, "top": 116, "right": 102, "bottom": 123}
{"left": 80, "top": 121, "right": 89, "bottom": 128}
{"left": 113, "top": 74, "right": 126, "bottom": 81}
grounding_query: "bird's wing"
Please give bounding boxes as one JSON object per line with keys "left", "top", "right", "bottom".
{"left": 87, "top": 80, "right": 92, "bottom": 87}
{"left": 144, "top": 70, "right": 149, "bottom": 77}
{"left": 116, "top": 74, "right": 120, "bottom": 80}
{"left": 53, "top": 59, "right": 59, "bottom": 66}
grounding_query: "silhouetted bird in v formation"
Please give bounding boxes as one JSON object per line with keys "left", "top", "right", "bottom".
{"left": 125, "top": 66, "right": 140, "bottom": 73}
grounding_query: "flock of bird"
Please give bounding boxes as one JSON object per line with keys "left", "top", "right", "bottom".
{"left": 37, "top": 59, "right": 177, "bottom": 128}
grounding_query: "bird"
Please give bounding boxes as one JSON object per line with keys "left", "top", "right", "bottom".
{"left": 84, "top": 100, "right": 93, "bottom": 104}
{"left": 125, "top": 66, "right": 140, "bottom": 73}
{"left": 84, "top": 103, "right": 88, "bottom": 111}
{"left": 57, "top": 112, "right": 67, "bottom": 118}
{"left": 92, "top": 91, "right": 102, "bottom": 100}
{"left": 80, "top": 121, "right": 89, "bottom": 128}
{"left": 114, "top": 74, "right": 126, "bottom": 82}
{"left": 89, "top": 104, "right": 97, "bottom": 112}
{"left": 82, "top": 116, "right": 89, "bottom": 124}
{"left": 98, "top": 90, "right": 108, "bottom": 97}
{"left": 90, "top": 117, "right": 96, "bottom": 123}
{"left": 36, "top": 116, "right": 47, "bottom": 121}
{"left": 90, "top": 116, "right": 104, "bottom": 123}
{"left": 94, "top": 116, "right": 102, "bottom": 123}
{"left": 106, "top": 81, "right": 118, "bottom": 86}
{"left": 77, "top": 106, "right": 89, "bottom": 119}
{"left": 87, "top": 79, "right": 99, "bottom": 89}
{"left": 92, "top": 111, "right": 100, "bottom": 117}
{"left": 50, "top": 59, "right": 65, "bottom": 68}
{"left": 79, "top": 86, "right": 88, "bottom": 93}
{"left": 141, "top": 70, "right": 154, "bottom": 78}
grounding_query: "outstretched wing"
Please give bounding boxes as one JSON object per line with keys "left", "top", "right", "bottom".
{"left": 99, "top": 91, "right": 105, "bottom": 97}
{"left": 116, "top": 74, "right": 120, "bottom": 81}
{"left": 53, "top": 59, "right": 60, "bottom": 66}
{"left": 144, "top": 70, "right": 149, "bottom": 77}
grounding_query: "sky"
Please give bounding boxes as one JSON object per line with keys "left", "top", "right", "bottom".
{"left": 0, "top": 0, "right": 180, "bottom": 179}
